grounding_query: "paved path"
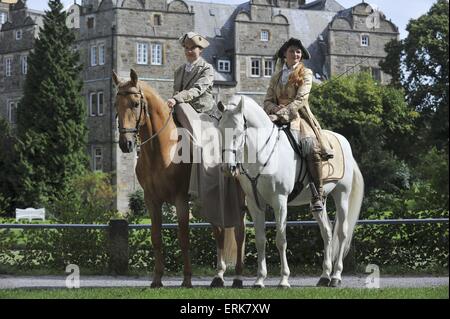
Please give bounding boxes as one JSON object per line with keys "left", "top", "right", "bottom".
{"left": 0, "top": 275, "right": 448, "bottom": 289}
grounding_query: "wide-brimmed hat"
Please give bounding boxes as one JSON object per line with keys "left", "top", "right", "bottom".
{"left": 276, "top": 38, "right": 311, "bottom": 60}
{"left": 179, "top": 32, "right": 210, "bottom": 49}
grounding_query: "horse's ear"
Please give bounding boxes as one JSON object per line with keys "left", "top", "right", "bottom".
{"left": 218, "top": 101, "right": 227, "bottom": 113}
{"left": 130, "top": 69, "right": 138, "bottom": 86}
{"left": 112, "top": 70, "right": 120, "bottom": 87}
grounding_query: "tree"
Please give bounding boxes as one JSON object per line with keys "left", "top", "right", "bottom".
{"left": 381, "top": 0, "right": 449, "bottom": 152}
{"left": 15, "top": 0, "right": 88, "bottom": 207}
{"left": 310, "top": 73, "right": 418, "bottom": 193}
{"left": 0, "top": 118, "right": 19, "bottom": 215}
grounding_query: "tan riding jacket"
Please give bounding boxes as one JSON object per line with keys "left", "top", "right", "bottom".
{"left": 264, "top": 66, "right": 320, "bottom": 136}
{"left": 173, "top": 57, "right": 215, "bottom": 113}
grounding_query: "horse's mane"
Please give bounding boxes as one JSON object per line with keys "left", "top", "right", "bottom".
{"left": 239, "top": 95, "right": 273, "bottom": 127}
{"left": 138, "top": 81, "right": 170, "bottom": 118}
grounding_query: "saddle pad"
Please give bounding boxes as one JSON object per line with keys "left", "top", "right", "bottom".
{"left": 322, "top": 131, "right": 345, "bottom": 182}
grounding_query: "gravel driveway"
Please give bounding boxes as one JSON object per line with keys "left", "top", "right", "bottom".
{"left": 0, "top": 275, "right": 448, "bottom": 289}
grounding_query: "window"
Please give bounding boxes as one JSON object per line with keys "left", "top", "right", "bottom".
{"left": 5, "top": 57, "right": 12, "bottom": 77}
{"left": 97, "top": 92, "right": 104, "bottom": 115}
{"left": 8, "top": 101, "right": 18, "bottom": 124}
{"left": 218, "top": 60, "right": 231, "bottom": 73}
{"left": 151, "top": 43, "right": 162, "bottom": 65}
{"left": 264, "top": 59, "right": 274, "bottom": 77}
{"left": 0, "top": 12, "right": 7, "bottom": 26}
{"left": 251, "top": 58, "right": 261, "bottom": 77}
{"left": 90, "top": 45, "right": 98, "bottom": 66}
{"left": 21, "top": 56, "right": 27, "bottom": 75}
{"left": 93, "top": 147, "right": 103, "bottom": 172}
{"left": 260, "top": 30, "right": 269, "bottom": 42}
{"left": 89, "top": 91, "right": 104, "bottom": 116}
{"left": 99, "top": 44, "right": 105, "bottom": 65}
{"left": 371, "top": 68, "right": 382, "bottom": 82}
{"left": 153, "top": 14, "right": 161, "bottom": 26}
{"left": 361, "top": 35, "right": 369, "bottom": 47}
{"left": 89, "top": 92, "right": 97, "bottom": 116}
{"left": 16, "top": 29, "right": 22, "bottom": 40}
{"left": 137, "top": 43, "right": 148, "bottom": 65}
{"left": 87, "top": 17, "right": 95, "bottom": 29}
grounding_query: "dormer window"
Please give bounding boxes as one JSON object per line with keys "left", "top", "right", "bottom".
{"left": 260, "top": 30, "right": 270, "bottom": 42}
{"left": 218, "top": 60, "right": 231, "bottom": 73}
{"left": 87, "top": 16, "right": 95, "bottom": 29}
{"left": 361, "top": 34, "right": 369, "bottom": 47}
{"left": 153, "top": 14, "right": 162, "bottom": 26}
{"left": 16, "top": 29, "right": 23, "bottom": 40}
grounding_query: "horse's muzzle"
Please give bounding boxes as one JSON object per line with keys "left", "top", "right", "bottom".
{"left": 119, "top": 135, "right": 135, "bottom": 153}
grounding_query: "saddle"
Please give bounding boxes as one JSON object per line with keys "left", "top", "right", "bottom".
{"left": 278, "top": 124, "right": 345, "bottom": 203}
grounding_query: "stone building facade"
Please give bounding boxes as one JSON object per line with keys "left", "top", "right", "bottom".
{"left": 0, "top": 0, "right": 399, "bottom": 212}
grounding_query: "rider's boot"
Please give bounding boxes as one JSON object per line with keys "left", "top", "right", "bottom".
{"left": 307, "top": 151, "right": 324, "bottom": 214}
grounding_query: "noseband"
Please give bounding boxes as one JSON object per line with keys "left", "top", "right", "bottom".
{"left": 117, "top": 88, "right": 148, "bottom": 135}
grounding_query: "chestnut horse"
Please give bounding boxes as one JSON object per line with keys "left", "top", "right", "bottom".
{"left": 113, "top": 69, "right": 246, "bottom": 288}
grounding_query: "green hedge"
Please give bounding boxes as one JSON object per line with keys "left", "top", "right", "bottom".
{"left": 1, "top": 209, "right": 448, "bottom": 274}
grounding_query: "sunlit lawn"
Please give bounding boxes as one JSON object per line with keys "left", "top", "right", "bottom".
{"left": 0, "top": 286, "right": 448, "bottom": 299}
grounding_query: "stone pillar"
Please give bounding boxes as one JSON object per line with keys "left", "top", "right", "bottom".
{"left": 108, "top": 219, "right": 129, "bottom": 275}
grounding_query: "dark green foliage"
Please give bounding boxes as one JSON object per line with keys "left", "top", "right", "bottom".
{"left": 310, "top": 72, "right": 418, "bottom": 194}
{"left": 0, "top": 172, "right": 117, "bottom": 272}
{"left": 15, "top": 0, "right": 88, "bottom": 208}
{"left": 381, "top": 0, "right": 449, "bottom": 153}
{"left": 128, "top": 190, "right": 147, "bottom": 218}
{"left": 0, "top": 119, "right": 20, "bottom": 216}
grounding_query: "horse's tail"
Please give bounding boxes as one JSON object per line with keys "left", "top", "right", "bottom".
{"left": 332, "top": 160, "right": 364, "bottom": 263}
{"left": 223, "top": 228, "right": 237, "bottom": 266}
{"left": 223, "top": 227, "right": 245, "bottom": 266}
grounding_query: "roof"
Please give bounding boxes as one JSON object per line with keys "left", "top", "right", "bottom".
{"left": 277, "top": 8, "right": 337, "bottom": 76}
{"left": 187, "top": 1, "right": 243, "bottom": 82}
{"left": 300, "top": 0, "right": 345, "bottom": 12}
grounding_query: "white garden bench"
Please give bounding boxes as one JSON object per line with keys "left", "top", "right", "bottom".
{"left": 15, "top": 208, "right": 46, "bottom": 222}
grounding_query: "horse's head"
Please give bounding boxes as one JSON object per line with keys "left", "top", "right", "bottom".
{"left": 218, "top": 95, "right": 246, "bottom": 177}
{"left": 113, "top": 69, "right": 148, "bottom": 153}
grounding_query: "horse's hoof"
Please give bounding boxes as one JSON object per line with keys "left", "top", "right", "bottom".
{"left": 151, "top": 282, "right": 164, "bottom": 289}
{"left": 232, "top": 279, "right": 244, "bottom": 289}
{"left": 210, "top": 277, "right": 225, "bottom": 288}
{"left": 316, "top": 277, "right": 331, "bottom": 287}
{"left": 253, "top": 284, "right": 264, "bottom": 289}
{"left": 330, "top": 278, "right": 342, "bottom": 288}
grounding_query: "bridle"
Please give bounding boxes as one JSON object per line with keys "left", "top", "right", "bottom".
{"left": 116, "top": 87, "right": 174, "bottom": 147}
{"left": 223, "top": 115, "right": 282, "bottom": 209}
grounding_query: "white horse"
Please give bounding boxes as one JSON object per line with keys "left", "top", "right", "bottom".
{"left": 218, "top": 95, "right": 364, "bottom": 288}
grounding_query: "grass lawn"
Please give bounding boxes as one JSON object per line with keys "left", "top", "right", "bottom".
{"left": 0, "top": 286, "right": 448, "bottom": 299}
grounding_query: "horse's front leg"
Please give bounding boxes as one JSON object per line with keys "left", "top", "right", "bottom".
{"left": 273, "top": 194, "right": 291, "bottom": 288}
{"left": 175, "top": 196, "right": 193, "bottom": 288}
{"left": 147, "top": 200, "right": 164, "bottom": 288}
{"left": 211, "top": 226, "right": 226, "bottom": 288}
{"left": 248, "top": 200, "right": 267, "bottom": 288}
